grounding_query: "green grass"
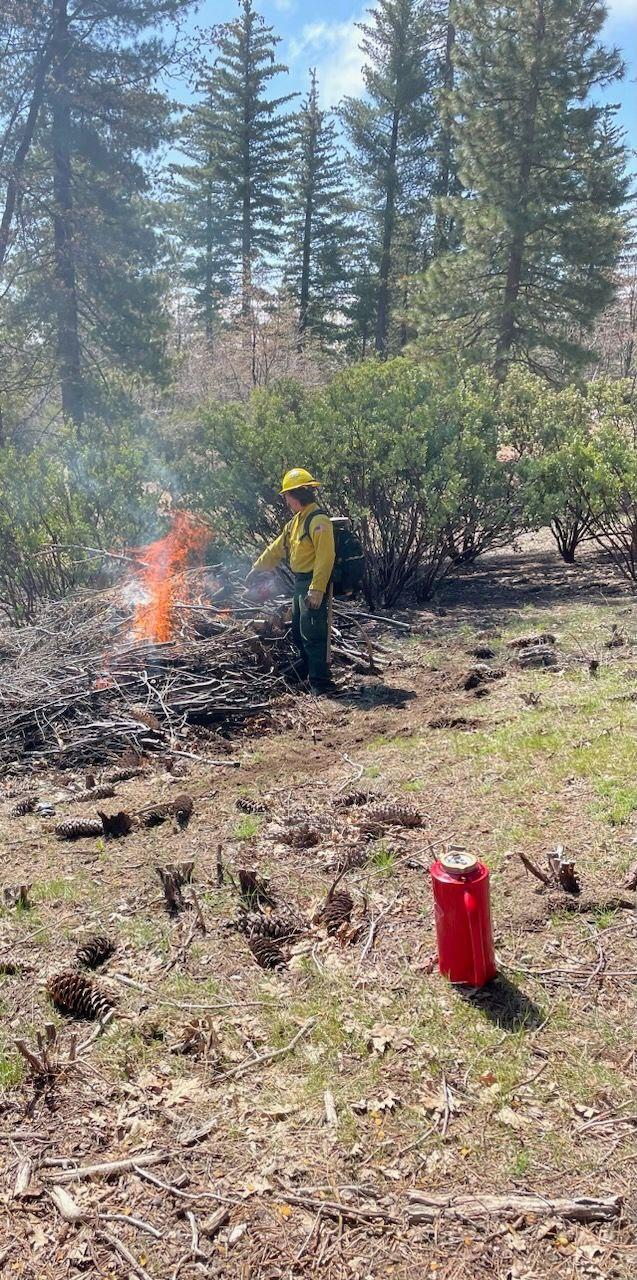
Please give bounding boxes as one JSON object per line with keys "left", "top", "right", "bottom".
{"left": 0, "top": 1039, "right": 23, "bottom": 1088}
{"left": 32, "top": 876, "right": 81, "bottom": 903}
{"left": 370, "top": 843, "right": 396, "bottom": 873}
{"left": 234, "top": 814, "right": 263, "bottom": 840}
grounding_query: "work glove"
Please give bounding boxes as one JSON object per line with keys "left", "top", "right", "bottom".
{"left": 306, "top": 589, "right": 323, "bottom": 610}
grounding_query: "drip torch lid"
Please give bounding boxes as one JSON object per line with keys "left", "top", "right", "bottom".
{"left": 439, "top": 849, "right": 479, "bottom": 875}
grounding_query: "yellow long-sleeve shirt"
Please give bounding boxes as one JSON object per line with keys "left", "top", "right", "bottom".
{"left": 254, "top": 502, "right": 335, "bottom": 595}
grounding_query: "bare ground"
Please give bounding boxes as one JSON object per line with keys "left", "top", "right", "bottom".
{"left": 1, "top": 535, "right": 637, "bottom": 1279}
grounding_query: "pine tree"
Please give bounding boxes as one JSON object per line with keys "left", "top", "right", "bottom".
{"left": 171, "top": 87, "right": 234, "bottom": 347}
{"left": 179, "top": 0, "right": 295, "bottom": 322}
{"left": 340, "top": 0, "right": 440, "bottom": 356}
{"left": 412, "top": 0, "right": 628, "bottom": 379}
{"left": 0, "top": 0, "right": 189, "bottom": 426}
{"left": 284, "top": 70, "right": 358, "bottom": 345}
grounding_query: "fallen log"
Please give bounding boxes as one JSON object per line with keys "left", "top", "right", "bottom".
{"left": 407, "top": 1190, "right": 621, "bottom": 1225}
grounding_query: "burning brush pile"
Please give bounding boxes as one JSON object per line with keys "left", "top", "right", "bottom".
{"left": 0, "top": 514, "right": 381, "bottom": 773}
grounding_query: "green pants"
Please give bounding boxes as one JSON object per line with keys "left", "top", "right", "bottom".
{"left": 292, "top": 572, "right": 331, "bottom": 687}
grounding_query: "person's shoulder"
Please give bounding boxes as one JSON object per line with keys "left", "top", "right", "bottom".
{"left": 310, "top": 512, "right": 332, "bottom": 534}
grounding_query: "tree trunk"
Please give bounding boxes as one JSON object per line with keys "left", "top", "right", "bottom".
{"left": 375, "top": 107, "right": 400, "bottom": 356}
{"left": 51, "top": 0, "right": 83, "bottom": 427}
{"left": 493, "top": 1, "right": 545, "bottom": 381}
{"left": 433, "top": 16, "right": 456, "bottom": 256}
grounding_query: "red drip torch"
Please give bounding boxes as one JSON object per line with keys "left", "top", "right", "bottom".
{"left": 430, "top": 850, "right": 496, "bottom": 987}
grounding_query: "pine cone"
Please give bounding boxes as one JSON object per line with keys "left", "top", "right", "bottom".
{"left": 284, "top": 822, "right": 321, "bottom": 849}
{"left": 173, "top": 794, "right": 194, "bottom": 829}
{"left": 10, "top": 796, "right": 37, "bottom": 817}
{"left": 463, "top": 665, "right": 505, "bottom": 690}
{"left": 77, "top": 785, "right": 116, "bottom": 802}
{"left": 333, "top": 790, "right": 371, "bottom": 810}
{"left": 47, "top": 969, "right": 114, "bottom": 1020}
{"left": 247, "top": 934, "right": 287, "bottom": 971}
{"left": 236, "top": 797, "right": 269, "bottom": 815}
{"left": 329, "top": 845, "right": 369, "bottom": 873}
{"left": 99, "top": 810, "right": 134, "bottom": 839}
{"left": 140, "top": 803, "right": 171, "bottom": 828}
{"left": 76, "top": 934, "right": 116, "bottom": 969}
{"left": 105, "top": 766, "right": 145, "bottom": 784}
{"left": 140, "top": 795, "right": 193, "bottom": 830}
{"left": 55, "top": 817, "right": 104, "bottom": 841}
{"left": 507, "top": 633, "right": 556, "bottom": 650}
{"left": 233, "top": 908, "right": 304, "bottom": 941}
{"left": 353, "top": 802, "right": 420, "bottom": 836}
{"left": 361, "top": 802, "right": 422, "bottom": 830}
{"left": 323, "top": 889, "right": 354, "bottom": 935}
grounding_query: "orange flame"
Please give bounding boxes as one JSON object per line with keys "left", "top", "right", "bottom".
{"left": 130, "top": 511, "right": 210, "bottom": 643}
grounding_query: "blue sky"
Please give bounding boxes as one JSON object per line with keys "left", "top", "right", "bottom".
{"left": 179, "top": 0, "right": 637, "bottom": 159}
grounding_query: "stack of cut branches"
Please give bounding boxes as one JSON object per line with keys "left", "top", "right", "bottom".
{"left": 0, "top": 574, "right": 387, "bottom": 772}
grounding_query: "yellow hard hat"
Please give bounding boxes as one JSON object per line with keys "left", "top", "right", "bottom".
{"left": 280, "top": 467, "right": 320, "bottom": 494}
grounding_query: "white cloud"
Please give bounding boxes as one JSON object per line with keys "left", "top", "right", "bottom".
{"left": 288, "top": 15, "right": 366, "bottom": 108}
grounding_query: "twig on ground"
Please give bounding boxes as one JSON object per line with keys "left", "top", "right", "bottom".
{"left": 213, "top": 1018, "right": 315, "bottom": 1083}
{"left": 14, "top": 1040, "right": 48, "bottom": 1075}
{"left": 513, "top": 849, "right": 552, "bottom": 886}
{"left": 133, "top": 1166, "right": 243, "bottom": 1207}
{"left": 99, "top": 1213, "right": 162, "bottom": 1239}
{"left": 274, "top": 1187, "right": 397, "bottom": 1225}
{"left": 336, "top": 753, "right": 364, "bottom": 792}
{"left": 97, "top": 1229, "right": 155, "bottom": 1280}
{"left": 324, "top": 1089, "right": 338, "bottom": 1129}
{"left": 76, "top": 1009, "right": 115, "bottom": 1054}
{"left": 356, "top": 899, "right": 396, "bottom": 973}
{"left": 184, "top": 1209, "right": 207, "bottom": 1260}
{"left": 407, "top": 1190, "right": 622, "bottom": 1224}
{"left": 43, "top": 1151, "right": 168, "bottom": 1183}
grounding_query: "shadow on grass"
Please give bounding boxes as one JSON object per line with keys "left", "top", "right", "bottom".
{"left": 458, "top": 974, "right": 544, "bottom": 1032}
{"left": 336, "top": 683, "right": 417, "bottom": 711}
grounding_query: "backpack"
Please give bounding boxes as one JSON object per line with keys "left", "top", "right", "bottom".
{"left": 302, "top": 508, "right": 366, "bottom": 597}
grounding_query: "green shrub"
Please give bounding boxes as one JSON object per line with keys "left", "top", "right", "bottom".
{"left": 501, "top": 372, "right": 595, "bottom": 563}
{"left": 502, "top": 373, "right": 637, "bottom": 577}
{"left": 0, "top": 417, "right": 160, "bottom": 623}
{"left": 179, "top": 359, "right": 520, "bottom": 605}
{"left": 582, "top": 384, "right": 637, "bottom": 582}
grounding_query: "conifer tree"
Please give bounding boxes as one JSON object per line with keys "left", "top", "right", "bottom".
{"left": 172, "top": 88, "right": 234, "bottom": 347}
{"left": 412, "top": 0, "right": 628, "bottom": 378}
{"left": 340, "top": 0, "right": 439, "bottom": 356}
{"left": 284, "top": 70, "right": 357, "bottom": 345}
{"left": 180, "top": 0, "right": 295, "bottom": 321}
{"left": 0, "top": 0, "right": 190, "bottom": 426}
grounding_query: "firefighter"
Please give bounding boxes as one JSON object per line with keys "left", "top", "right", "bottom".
{"left": 246, "top": 468, "right": 336, "bottom": 694}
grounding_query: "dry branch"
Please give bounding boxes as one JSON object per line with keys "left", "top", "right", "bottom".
{"left": 213, "top": 1018, "right": 315, "bottom": 1083}
{"left": 97, "top": 1230, "right": 155, "bottom": 1280}
{"left": 407, "top": 1190, "right": 622, "bottom": 1224}
{"left": 275, "top": 1188, "right": 397, "bottom": 1225}
{"left": 47, "top": 1185, "right": 86, "bottom": 1223}
{"left": 43, "top": 1151, "right": 168, "bottom": 1183}
{"left": 0, "top": 579, "right": 380, "bottom": 771}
